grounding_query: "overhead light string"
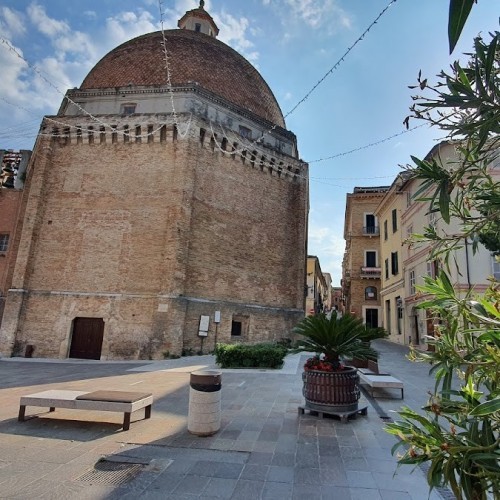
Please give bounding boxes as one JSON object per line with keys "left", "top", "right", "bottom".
{"left": 203, "top": 0, "right": 399, "bottom": 157}
{"left": 0, "top": 39, "right": 189, "bottom": 141}
{"left": 2, "top": 0, "right": 398, "bottom": 155}
{"left": 283, "top": 0, "right": 398, "bottom": 120}
{"left": 0, "top": 96, "right": 426, "bottom": 170}
{"left": 158, "top": 0, "right": 192, "bottom": 139}
{"left": 306, "top": 122, "right": 425, "bottom": 163}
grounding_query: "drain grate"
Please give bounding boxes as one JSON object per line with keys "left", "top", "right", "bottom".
{"left": 77, "top": 459, "right": 145, "bottom": 486}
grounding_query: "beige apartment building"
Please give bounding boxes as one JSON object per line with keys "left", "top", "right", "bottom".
{"left": 322, "top": 272, "right": 332, "bottom": 312}
{"left": 331, "top": 287, "right": 344, "bottom": 315}
{"left": 344, "top": 143, "right": 498, "bottom": 345}
{"left": 306, "top": 256, "right": 328, "bottom": 316}
{"left": 374, "top": 173, "right": 410, "bottom": 344}
{"left": 402, "top": 141, "right": 499, "bottom": 347}
{"left": 342, "top": 186, "right": 389, "bottom": 327}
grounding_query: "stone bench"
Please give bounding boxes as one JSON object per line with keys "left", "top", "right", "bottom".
{"left": 359, "top": 373, "right": 404, "bottom": 399}
{"left": 357, "top": 367, "right": 390, "bottom": 376}
{"left": 18, "top": 390, "right": 153, "bottom": 431}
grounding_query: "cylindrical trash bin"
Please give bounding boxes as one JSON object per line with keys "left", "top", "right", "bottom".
{"left": 188, "top": 369, "right": 222, "bottom": 436}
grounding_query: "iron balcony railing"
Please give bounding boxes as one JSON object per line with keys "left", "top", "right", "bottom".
{"left": 360, "top": 266, "right": 381, "bottom": 278}
{"left": 363, "top": 226, "right": 379, "bottom": 235}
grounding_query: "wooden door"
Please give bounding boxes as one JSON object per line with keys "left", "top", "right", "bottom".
{"left": 69, "top": 317, "right": 104, "bottom": 360}
{"left": 365, "top": 308, "right": 379, "bottom": 328}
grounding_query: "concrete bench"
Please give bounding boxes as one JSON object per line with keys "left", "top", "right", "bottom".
{"left": 359, "top": 373, "right": 404, "bottom": 399}
{"left": 358, "top": 367, "right": 390, "bottom": 376}
{"left": 18, "top": 390, "right": 153, "bottom": 431}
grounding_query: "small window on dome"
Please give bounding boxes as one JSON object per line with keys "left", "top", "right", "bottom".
{"left": 195, "top": 23, "right": 201, "bottom": 32}
{"left": 121, "top": 103, "right": 136, "bottom": 115}
{"left": 239, "top": 126, "right": 252, "bottom": 140}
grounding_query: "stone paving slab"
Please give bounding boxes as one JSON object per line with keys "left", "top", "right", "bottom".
{"left": 0, "top": 341, "right": 448, "bottom": 499}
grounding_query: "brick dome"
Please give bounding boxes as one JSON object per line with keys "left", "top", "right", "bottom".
{"left": 81, "top": 29, "right": 285, "bottom": 127}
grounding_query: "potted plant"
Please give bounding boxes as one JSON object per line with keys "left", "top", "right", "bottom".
{"left": 294, "top": 312, "right": 379, "bottom": 413}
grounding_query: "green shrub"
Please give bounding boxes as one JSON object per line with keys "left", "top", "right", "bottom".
{"left": 214, "top": 342, "right": 288, "bottom": 369}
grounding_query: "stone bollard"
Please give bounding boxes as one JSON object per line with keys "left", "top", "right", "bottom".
{"left": 187, "top": 369, "right": 222, "bottom": 436}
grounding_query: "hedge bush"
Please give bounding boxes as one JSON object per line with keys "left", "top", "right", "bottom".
{"left": 214, "top": 342, "right": 288, "bottom": 369}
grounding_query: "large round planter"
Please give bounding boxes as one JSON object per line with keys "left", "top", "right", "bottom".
{"left": 302, "top": 367, "right": 360, "bottom": 413}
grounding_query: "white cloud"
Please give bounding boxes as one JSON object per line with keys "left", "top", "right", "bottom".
{"left": 0, "top": 6, "right": 26, "bottom": 39}
{"left": 214, "top": 11, "right": 259, "bottom": 63}
{"left": 27, "top": 2, "right": 69, "bottom": 37}
{"left": 0, "top": 0, "right": 262, "bottom": 146}
{"left": 0, "top": 42, "right": 30, "bottom": 102}
{"left": 308, "top": 221, "right": 345, "bottom": 286}
{"left": 0, "top": 39, "right": 59, "bottom": 117}
{"left": 54, "top": 30, "right": 98, "bottom": 59}
{"left": 26, "top": 3, "right": 98, "bottom": 63}
{"left": 161, "top": 0, "right": 201, "bottom": 25}
{"left": 104, "top": 10, "right": 158, "bottom": 49}
{"left": 83, "top": 11, "right": 97, "bottom": 20}
{"left": 159, "top": 1, "right": 259, "bottom": 63}
{"left": 284, "top": 0, "right": 352, "bottom": 32}
{"left": 32, "top": 57, "right": 74, "bottom": 98}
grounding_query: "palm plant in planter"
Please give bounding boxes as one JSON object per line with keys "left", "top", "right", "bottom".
{"left": 294, "top": 312, "right": 379, "bottom": 413}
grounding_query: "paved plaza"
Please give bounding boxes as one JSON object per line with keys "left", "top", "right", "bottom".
{"left": 0, "top": 341, "right": 448, "bottom": 499}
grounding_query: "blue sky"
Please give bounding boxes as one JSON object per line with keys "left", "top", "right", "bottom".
{"left": 0, "top": 0, "right": 498, "bottom": 285}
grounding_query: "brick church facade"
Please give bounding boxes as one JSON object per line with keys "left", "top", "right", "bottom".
{"left": 0, "top": 3, "right": 309, "bottom": 360}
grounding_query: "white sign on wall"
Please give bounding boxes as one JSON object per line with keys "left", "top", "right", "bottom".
{"left": 199, "top": 315, "right": 210, "bottom": 337}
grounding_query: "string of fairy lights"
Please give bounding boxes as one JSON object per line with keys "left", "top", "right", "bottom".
{"left": 0, "top": 0, "right": 418, "bottom": 183}
{"left": 0, "top": 93, "right": 407, "bottom": 188}
{"left": 156, "top": 0, "right": 400, "bottom": 157}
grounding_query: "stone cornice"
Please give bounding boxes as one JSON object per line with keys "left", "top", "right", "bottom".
{"left": 64, "top": 84, "right": 296, "bottom": 142}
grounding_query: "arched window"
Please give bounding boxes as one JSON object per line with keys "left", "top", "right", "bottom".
{"left": 365, "top": 286, "right": 377, "bottom": 300}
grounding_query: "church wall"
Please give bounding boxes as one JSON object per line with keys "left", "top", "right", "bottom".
{"left": 185, "top": 139, "right": 306, "bottom": 308}
{"left": 181, "top": 300, "right": 303, "bottom": 354}
{"left": 0, "top": 115, "right": 307, "bottom": 359}
{"left": 0, "top": 189, "right": 23, "bottom": 324}
{"left": 21, "top": 139, "right": 188, "bottom": 294}
{"left": 7, "top": 292, "right": 189, "bottom": 359}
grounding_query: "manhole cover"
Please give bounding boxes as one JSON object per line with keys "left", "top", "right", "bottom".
{"left": 77, "top": 459, "right": 145, "bottom": 486}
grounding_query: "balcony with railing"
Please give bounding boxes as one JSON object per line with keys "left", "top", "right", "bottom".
{"left": 360, "top": 266, "right": 381, "bottom": 278}
{"left": 363, "top": 226, "right": 379, "bottom": 236}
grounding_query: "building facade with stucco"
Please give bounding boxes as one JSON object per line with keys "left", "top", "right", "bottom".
{"left": 374, "top": 173, "right": 410, "bottom": 344}
{"left": 0, "top": 3, "right": 309, "bottom": 360}
{"left": 342, "top": 186, "right": 389, "bottom": 327}
{"left": 402, "top": 141, "right": 498, "bottom": 348}
{"left": 305, "top": 256, "right": 327, "bottom": 316}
